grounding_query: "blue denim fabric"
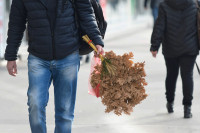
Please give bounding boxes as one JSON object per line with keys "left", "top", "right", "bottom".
{"left": 152, "top": 7, "right": 159, "bottom": 24}
{"left": 27, "top": 51, "right": 80, "bottom": 133}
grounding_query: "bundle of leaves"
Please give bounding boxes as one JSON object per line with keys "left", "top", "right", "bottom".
{"left": 90, "top": 51, "right": 148, "bottom": 115}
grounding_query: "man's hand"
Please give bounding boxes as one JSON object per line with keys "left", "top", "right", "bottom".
{"left": 7, "top": 61, "right": 17, "bottom": 77}
{"left": 94, "top": 45, "right": 104, "bottom": 57}
{"left": 151, "top": 51, "right": 158, "bottom": 58}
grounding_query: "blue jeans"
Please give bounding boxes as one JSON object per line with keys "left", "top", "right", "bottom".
{"left": 152, "top": 7, "right": 158, "bottom": 24}
{"left": 27, "top": 51, "right": 80, "bottom": 133}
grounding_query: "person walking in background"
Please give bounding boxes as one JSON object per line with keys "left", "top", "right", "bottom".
{"left": 5, "top": 0, "right": 104, "bottom": 133}
{"left": 144, "top": 0, "right": 163, "bottom": 24}
{"left": 150, "top": 0, "right": 199, "bottom": 118}
{"left": 80, "top": 55, "right": 90, "bottom": 65}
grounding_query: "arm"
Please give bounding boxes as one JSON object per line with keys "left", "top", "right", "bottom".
{"left": 76, "top": 0, "right": 104, "bottom": 47}
{"left": 5, "top": 0, "right": 27, "bottom": 61}
{"left": 5, "top": 0, "right": 27, "bottom": 76}
{"left": 150, "top": 4, "right": 165, "bottom": 52}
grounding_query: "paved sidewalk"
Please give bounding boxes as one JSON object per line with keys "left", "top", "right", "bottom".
{"left": 0, "top": 20, "right": 200, "bottom": 133}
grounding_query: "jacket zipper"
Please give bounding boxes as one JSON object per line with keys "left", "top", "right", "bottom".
{"left": 38, "top": 0, "right": 58, "bottom": 60}
{"left": 51, "top": 31, "right": 55, "bottom": 59}
{"left": 52, "top": 0, "right": 58, "bottom": 60}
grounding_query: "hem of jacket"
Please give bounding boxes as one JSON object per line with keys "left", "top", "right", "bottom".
{"left": 163, "top": 52, "right": 199, "bottom": 58}
{"left": 28, "top": 46, "right": 80, "bottom": 61}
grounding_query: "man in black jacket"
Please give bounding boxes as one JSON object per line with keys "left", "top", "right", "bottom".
{"left": 5, "top": 0, "right": 104, "bottom": 133}
{"left": 150, "top": 0, "right": 199, "bottom": 119}
{"left": 144, "top": 0, "right": 163, "bottom": 23}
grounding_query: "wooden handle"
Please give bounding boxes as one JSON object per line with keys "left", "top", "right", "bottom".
{"left": 82, "top": 35, "right": 104, "bottom": 61}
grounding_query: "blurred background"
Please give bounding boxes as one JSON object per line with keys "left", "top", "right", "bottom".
{"left": 0, "top": 0, "right": 200, "bottom": 133}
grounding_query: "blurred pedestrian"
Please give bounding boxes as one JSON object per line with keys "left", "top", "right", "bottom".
{"left": 80, "top": 54, "right": 90, "bottom": 65}
{"left": 5, "top": 0, "right": 104, "bottom": 133}
{"left": 150, "top": 0, "right": 199, "bottom": 118}
{"left": 144, "top": 0, "right": 163, "bottom": 24}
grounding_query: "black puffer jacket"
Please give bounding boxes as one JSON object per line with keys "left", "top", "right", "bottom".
{"left": 5, "top": 0, "right": 103, "bottom": 61}
{"left": 150, "top": 0, "right": 199, "bottom": 58}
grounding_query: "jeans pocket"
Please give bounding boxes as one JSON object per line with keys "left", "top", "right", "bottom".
{"left": 28, "top": 54, "right": 38, "bottom": 62}
{"left": 28, "top": 54, "right": 33, "bottom": 61}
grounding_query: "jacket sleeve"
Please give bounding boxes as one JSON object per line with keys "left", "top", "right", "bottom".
{"left": 150, "top": 4, "right": 165, "bottom": 51}
{"left": 76, "top": 0, "right": 104, "bottom": 47}
{"left": 5, "top": 0, "right": 27, "bottom": 61}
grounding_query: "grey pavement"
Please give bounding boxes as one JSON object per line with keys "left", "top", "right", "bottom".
{"left": 1, "top": 25, "right": 200, "bottom": 133}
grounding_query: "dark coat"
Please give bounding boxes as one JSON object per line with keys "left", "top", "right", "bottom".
{"left": 150, "top": 0, "right": 199, "bottom": 58}
{"left": 5, "top": 0, "right": 103, "bottom": 61}
{"left": 144, "top": 0, "right": 163, "bottom": 9}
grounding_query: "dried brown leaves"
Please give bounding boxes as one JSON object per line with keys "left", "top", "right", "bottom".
{"left": 90, "top": 51, "right": 148, "bottom": 115}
